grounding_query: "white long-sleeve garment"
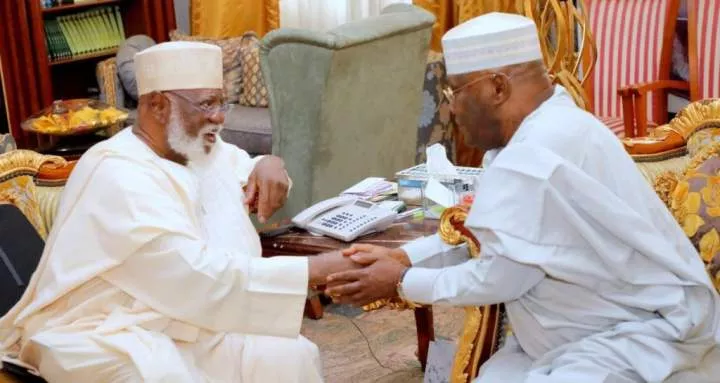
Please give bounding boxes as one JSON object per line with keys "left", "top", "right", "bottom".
{"left": 0, "top": 128, "right": 322, "bottom": 382}
{"left": 400, "top": 86, "right": 720, "bottom": 383}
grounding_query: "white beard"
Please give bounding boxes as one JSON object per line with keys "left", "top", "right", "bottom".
{"left": 166, "top": 107, "right": 223, "bottom": 171}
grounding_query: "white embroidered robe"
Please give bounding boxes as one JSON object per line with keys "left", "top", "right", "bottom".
{"left": 0, "top": 128, "right": 322, "bottom": 382}
{"left": 400, "top": 86, "right": 720, "bottom": 383}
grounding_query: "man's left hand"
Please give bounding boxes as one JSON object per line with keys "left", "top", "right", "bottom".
{"left": 244, "top": 156, "right": 290, "bottom": 223}
{"left": 325, "top": 251, "right": 408, "bottom": 306}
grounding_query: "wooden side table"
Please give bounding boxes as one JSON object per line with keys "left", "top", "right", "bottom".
{"left": 261, "top": 217, "right": 439, "bottom": 370}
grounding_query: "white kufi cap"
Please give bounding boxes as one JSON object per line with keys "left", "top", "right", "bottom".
{"left": 441, "top": 12, "right": 543, "bottom": 75}
{"left": 134, "top": 41, "right": 223, "bottom": 96}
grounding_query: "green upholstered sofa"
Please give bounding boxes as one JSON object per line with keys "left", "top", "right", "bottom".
{"left": 260, "top": 3, "right": 435, "bottom": 219}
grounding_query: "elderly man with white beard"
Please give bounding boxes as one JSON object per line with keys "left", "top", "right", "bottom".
{"left": 0, "top": 42, "right": 355, "bottom": 382}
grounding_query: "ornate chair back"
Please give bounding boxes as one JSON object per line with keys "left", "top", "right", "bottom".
{"left": 584, "top": 0, "right": 680, "bottom": 137}
{"left": 688, "top": 0, "right": 720, "bottom": 101}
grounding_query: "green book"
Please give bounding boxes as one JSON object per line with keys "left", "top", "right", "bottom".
{"left": 113, "top": 6, "right": 125, "bottom": 43}
{"left": 57, "top": 16, "right": 78, "bottom": 56}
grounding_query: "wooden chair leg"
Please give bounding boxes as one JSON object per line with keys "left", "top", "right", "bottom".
{"left": 304, "top": 296, "right": 324, "bottom": 320}
{"left": 414, "top": 306, "right": 435, "bottom": 371}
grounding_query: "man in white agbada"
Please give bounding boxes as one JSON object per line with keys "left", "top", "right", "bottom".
{"left": 0, "top": 42, "right": 357, "bottom": 382}
{"left": 326, "top": 13, "right": 720, "bottom": 383}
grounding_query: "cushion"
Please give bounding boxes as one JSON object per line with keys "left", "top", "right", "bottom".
{"left": 116, "top": 35, "right": 157, "bottom": 102}
{"left": 169, "top": 30, "right": 249, "bottom": 104}
{"left": 237, "top": 33, "right": 269, "bottom": 108}
{"left": 669, "top": 143, "right": 720, "bottom": 291}
{"left": 0, "top": 204, "right": 44, "bottom": 317}
{"left": 599, "top": 115, "right": 658, "bottom": 138}
{"left": 220, "top": 105, "right": 272, "bottom": 155}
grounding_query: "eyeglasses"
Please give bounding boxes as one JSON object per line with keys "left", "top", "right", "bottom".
{"left": 165, "top": 91, "right": 230, "bottom": 116}
{"left": 442, "top": 72, "right": 512, "bottom": 103}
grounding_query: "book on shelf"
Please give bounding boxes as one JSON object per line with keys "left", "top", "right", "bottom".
{"left": 43, "top": 5, "right": 125, "bottom": 62}
{"left": 40, "top": 1, "right": 74, "bottom": 9}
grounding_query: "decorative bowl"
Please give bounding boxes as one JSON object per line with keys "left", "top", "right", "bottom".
{"left": 22, "top": 99, "right": 129, "bottom": 136}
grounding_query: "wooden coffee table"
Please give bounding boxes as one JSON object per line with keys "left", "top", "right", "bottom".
{"left": 261, "top": 217, "right": 438, "bottom": 370}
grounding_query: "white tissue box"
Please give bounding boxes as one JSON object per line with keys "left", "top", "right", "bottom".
{"left": 395, "top": 164, "right": 482, "bottom": 218}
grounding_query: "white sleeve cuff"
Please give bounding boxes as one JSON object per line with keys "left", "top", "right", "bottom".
{"left": 244, "top": 256, "right": 309, "bottom": 338}
{"left": 400, "top": 233, "right": 468, "bottom": 268}
{"left": 400, "top": 267, "right": 442, "bottom": 304}
{"left": 400, "top": 234, "right": 444, "bottom": 265}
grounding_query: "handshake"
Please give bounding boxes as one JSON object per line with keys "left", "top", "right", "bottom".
{"left": 307, "top": 244, "right": 412, "bottom": 307}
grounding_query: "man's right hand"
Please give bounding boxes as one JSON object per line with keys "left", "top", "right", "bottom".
{"left": 341, "top": 244, "right": 411, "bottom": 267}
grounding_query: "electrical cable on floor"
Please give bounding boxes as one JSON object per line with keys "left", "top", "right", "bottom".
{"left": 349, "top": 317, "right": 395, "bottom": 372}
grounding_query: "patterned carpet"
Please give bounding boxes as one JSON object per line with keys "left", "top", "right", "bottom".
{"left": 301, "top": 304, "right": 464, "bottom": 383}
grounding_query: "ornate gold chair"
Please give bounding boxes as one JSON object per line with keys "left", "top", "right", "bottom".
{"left": 0, "top": 150, "right": 73, "bottom": 383}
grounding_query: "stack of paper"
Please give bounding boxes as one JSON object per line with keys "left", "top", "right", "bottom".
{"left": 341, "top": 177, "right": 396, "bottom": 200}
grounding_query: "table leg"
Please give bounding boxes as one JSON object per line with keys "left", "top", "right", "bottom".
{"left": 304, "top": 296, "right": 324, "bottom": 320}
{"left": 414, "top": 306, "right": 435, "bottom": 371}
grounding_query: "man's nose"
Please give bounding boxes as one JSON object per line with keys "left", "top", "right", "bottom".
{"left": 208, "top": 110, "right": 225, "bottom": 125}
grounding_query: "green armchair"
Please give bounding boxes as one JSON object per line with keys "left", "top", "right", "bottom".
{"left": 259, "top": 3, "right": 435, "bottom": 219}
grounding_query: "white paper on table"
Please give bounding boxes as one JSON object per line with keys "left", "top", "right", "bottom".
{"left": 341, "top": 177, "right": 387, "bottom": 195}
{"left": 424, "top": 178, "right": 455, "bottom": 207}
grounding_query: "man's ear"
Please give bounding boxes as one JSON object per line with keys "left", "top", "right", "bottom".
{"left": 490, "top": 74, "right": 512, "bottom": 105}
{"left": 148, "top": 91, "right": 171, "bottom": 124}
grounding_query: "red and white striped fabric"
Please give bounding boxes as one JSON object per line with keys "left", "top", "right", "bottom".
{"left": 692, "top": 0, "right": 720, "bottom": 99}
{"left": 600, "top": 116, "right": 657, "bottom": 138}
{"left": 586, "top": 0, "right": 673, "bottom": 136}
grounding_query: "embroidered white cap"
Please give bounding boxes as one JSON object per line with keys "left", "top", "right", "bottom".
{"left": 134, "top": 41, "right": 223, "bottom": 96}
{"left": 441, "top": 12, "right": 543, "bottom": 75}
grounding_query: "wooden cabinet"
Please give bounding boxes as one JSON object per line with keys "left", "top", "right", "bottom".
{"left": 0, "top": 0, "right": 176, "bottom": 149}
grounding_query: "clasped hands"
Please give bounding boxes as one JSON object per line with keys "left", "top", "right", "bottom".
{"left": 308, "top": 244, "right": 411, "bottom": 307}
{"left": 243, "top": 157, "right": 411, "bottom": 306}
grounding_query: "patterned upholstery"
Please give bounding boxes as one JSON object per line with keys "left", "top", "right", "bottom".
{"left": 668, "top": 144, "right": 720, "bottom": 291}
{"left": 586, "top": 0, "right": 678, "bottom": 136}
{"left": 238, "top": 33, "right": 269, "bottom": 108}
{"left": 169, "top": 30, "right": 246, "bottom": 104}
{"left": 689, "top": 0, "right": 720, "bottom": 100}
{"left": 34, "top": 186, "right": 64, "bottom": 233}
{"left": 415, "top": 51, "right": 455, "bottom": 164}
{"left": 0, "top": 151, "right": 66, "bottom": 240}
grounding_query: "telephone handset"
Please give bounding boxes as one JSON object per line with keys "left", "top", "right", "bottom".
{"left": 292, "top": 195, "right": 398, "bottom": 242}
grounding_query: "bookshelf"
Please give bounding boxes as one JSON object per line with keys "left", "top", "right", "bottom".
{"left": 0, "top": 0, "right": 177, "bottom": 149}
{"left": 42, "top": 0, "right": 123, "bottom": 14}
{"left": 48, "top": 48, "right": 119, "bottom": 66}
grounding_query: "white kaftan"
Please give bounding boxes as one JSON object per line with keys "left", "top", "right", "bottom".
{"left": 400, "top": 86, "right": 720, "bottom": 382}
{"left": 0, "top": 128, "right": 322, "bottom": 382}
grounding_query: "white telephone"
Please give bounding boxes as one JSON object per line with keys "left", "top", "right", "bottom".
{"left": 292, "top": 195, "right": 398, "bottom": 242}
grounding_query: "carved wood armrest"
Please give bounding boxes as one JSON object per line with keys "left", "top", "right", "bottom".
{"left": 619, "top": 80, "right": 691, "bottom": 137}
{"left": 620, "top": 80, "right": 690, "bottom": 95}
{"left": 37, "top": 160, "right": 76, "bottom": 183}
